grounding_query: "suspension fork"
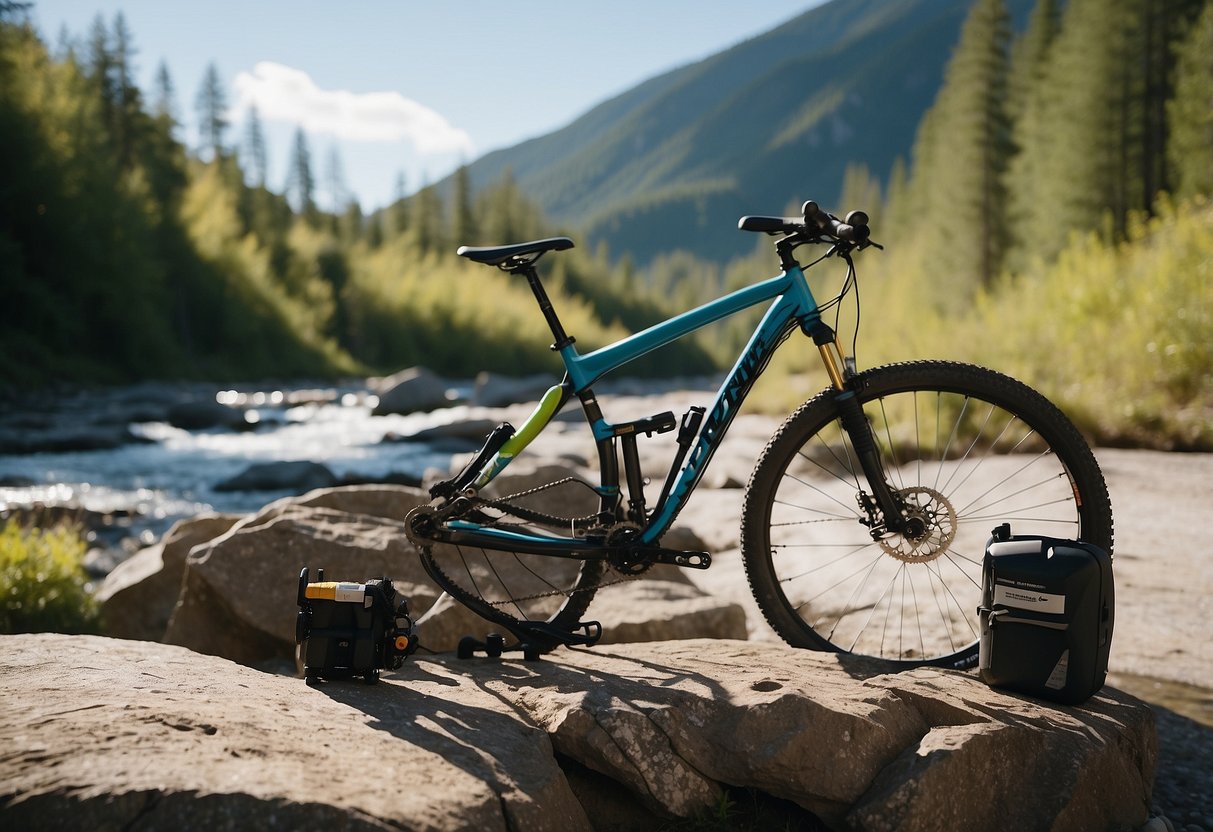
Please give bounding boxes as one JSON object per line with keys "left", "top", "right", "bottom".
{"left": 808, "top": 321, "right": 907, "bottom": 536}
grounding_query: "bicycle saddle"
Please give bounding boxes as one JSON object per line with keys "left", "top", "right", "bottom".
{"left": 457, "top": 237, "right": 575, "bottom": 267}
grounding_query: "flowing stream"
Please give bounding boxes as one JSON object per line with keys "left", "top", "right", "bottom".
{"left": 0, "top": 383, "right": 474, "bottom": 550}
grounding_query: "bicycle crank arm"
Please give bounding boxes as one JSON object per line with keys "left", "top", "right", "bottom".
{"left": 650, "top": 547, "right": 711, "bottom": 569}
{"left": 614, "top": 545, "right": 712, "bottom": 571}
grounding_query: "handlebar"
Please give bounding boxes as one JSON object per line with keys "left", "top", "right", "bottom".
{"left": 738, "top": 200, "right": 872, "bottom": 245}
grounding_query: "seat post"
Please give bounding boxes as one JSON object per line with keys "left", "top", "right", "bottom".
{"left": 520, "top": 266, "right": 575, "bottom": 351}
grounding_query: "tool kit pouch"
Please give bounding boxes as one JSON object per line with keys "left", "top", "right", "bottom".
{"left": 296, "top": 567, "right": 417, "bottom": 684}
{"left": 978, "top": 524, "right": 1114, "bottom": 705}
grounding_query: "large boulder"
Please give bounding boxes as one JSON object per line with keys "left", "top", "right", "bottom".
{"left": 0, "top": 635, "right": 1156, "bottom": 831}
{"left": 159, "top": 482, "right": 753, "bottom": 662}
{"left": 96, "top": 513, "right": 241, "bottom": 641}
{"left": 163, "top": 504, "right": 440, "bottom": 665}
{"left": 372, "top": 367, "right": 457, "bottom": 416}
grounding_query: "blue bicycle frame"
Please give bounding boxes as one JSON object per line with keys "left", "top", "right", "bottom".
{"left": 444, "top": 262, "right": 832, "bottom": 552}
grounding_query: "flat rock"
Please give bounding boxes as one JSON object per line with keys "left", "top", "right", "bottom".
{"left": 0, "top": 634, "right": 586, "bottom": 831}
{"left": 0, "top": 635, "right": 1156, "bottom": 831}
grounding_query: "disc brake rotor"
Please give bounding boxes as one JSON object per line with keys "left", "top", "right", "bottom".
{"left": 878, "top": 486, "right": 957, "bottom": 563}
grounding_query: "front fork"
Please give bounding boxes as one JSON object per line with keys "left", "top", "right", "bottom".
{"left": 809, "top": 321, "right": 907, "bottom": 538}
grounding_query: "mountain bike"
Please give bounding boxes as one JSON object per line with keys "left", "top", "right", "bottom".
{"left": 405, "top": 201, "right": 1113, "bottom": 669}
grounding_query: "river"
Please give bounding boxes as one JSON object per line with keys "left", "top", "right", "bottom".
{"left": 0, "top": 381, "right": 477, "bottom": 551}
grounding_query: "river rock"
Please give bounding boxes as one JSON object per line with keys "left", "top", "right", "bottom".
{"left": 213, "top": 460, "right": 338, "bottom": 493}
{"left": 96, "top": 513, "right": 241, "bottom": 642}
{"left": 166, "top": 398, "right": 247, "bottom": 430}
{"left": 0, "top": 424, "right": 139, "bottom": 454}
{"left": 473, "top": 372, "right": 555, "bottom": 407}
{"left": 381, "top": 417, "right": 497, "bottom": 451}
{"left": 0, "top": 634, "right": 1156, "bottom": 831}
{"left": 372, "top": 367, "right": 457, "bottom": 416}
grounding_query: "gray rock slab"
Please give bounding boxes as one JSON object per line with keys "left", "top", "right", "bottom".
{"left": 0, "top": 634, "right": 586, "bottom": 831}
{"left": 0, "top": 635, "right": 1155, "bottom": 831}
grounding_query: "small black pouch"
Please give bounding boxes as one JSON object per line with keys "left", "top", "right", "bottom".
{"left": 978, "top": 524, "right": 1114, "bottom": 705}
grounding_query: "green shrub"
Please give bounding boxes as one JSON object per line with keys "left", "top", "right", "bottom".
{"left": 0, "top": 518, "right": 99, "bottom": 634}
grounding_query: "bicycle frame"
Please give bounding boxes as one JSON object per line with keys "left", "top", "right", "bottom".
{"left": 441, "top": 260, "right": 843, "bottom": 554}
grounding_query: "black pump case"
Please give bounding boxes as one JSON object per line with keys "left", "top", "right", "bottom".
{"left": 978, "top": 528, "right": 1114, "bottom": 705}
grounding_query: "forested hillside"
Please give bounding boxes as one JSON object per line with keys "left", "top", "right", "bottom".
{"left": 739, "top": 0, "right": 1213, "bottom": 449}
{"left": 1, "top": 0, "right": 1210, "bottom": 447}
{"left": 451, "top": 0, "right": 1036, "bottom": 265}
{"left": 0, "top": 6, "right": 715, "bottom": 387}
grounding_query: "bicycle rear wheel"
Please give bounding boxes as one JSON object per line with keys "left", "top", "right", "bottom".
{"left": 741, "top": 361, "right": 1113, "bottom": 669}
{"left": 415, "top": 476, "right": 607, "bottom": 650}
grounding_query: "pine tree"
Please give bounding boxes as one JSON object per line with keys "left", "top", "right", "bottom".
{"left": 152, "top": 60, "right": 176, "bottom": 127}
{"left": 109, "top": 12, "right": 140, "bottom": 168}
{"left": 451, "top": 163, "right": 475, "bottom": 246}
{"left": 1167, "top": 2, "right": 1213, "bottom": 200}
{"left": 195, "top": 61, "right": 227, "bottom": 162}
{"left": 1006, "top": 0, "right": 1059, "bottom": 126}
{"left": 390, "top": 171, "right": 409, "bottom": 237}
{"left": 1003, "top": 0, "right": 1062, "bottom": 271}
{"left": 243, "top": 104, "right": 268, "bottom": 188}
{"left": 903, "top": 0, "right": 1013, "bottom": 295}
{"left": 85, "top": 14, "right": 116, "bottom": 142}
{"left": 324, "top": 143, "right": 348, "bottom": 213}
{"left": 410, "top": 181, "right": 445, "bottom": 253}
{"left": 285, "top": 127, "right": 316, "bottom": 218}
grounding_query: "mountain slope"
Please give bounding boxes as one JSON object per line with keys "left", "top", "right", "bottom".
{"left": 458, "top": 0, "right": 1033, "bottom": 264}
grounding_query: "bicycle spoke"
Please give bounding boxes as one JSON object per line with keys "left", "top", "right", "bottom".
{"left": 786, "top": 545, "right": 883, "bottom": 597}
{"left": 774, "top": 489, "right": 861, "bottom": 521}
{"left": 877, "top": 397, "right": 906, "bottom": 492}
{"left": 952, "top": 447, "right": 1057, "bottom": 515}
{"left": 845, "top": 566, "right": 902, "bottom": 653}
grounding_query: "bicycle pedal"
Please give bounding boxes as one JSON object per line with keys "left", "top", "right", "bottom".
{"left": 456, "top": 632, "right": 507, "bottom": 660}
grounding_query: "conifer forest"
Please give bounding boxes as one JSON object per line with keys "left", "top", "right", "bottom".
{"left": 1, "top": 0, "right": 1210, "bottom": 448}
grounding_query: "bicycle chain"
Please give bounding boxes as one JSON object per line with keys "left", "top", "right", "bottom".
{"left": 475, "top": 476, "right": 605, "bottom": 531}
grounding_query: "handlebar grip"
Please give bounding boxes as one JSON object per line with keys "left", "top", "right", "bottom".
{"left": 802, "top": 201, "right": 869, "bottom": 242}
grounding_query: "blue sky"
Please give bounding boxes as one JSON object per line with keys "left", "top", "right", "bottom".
{"left": 34, "top": 1, "right": 824, "bottom": 211}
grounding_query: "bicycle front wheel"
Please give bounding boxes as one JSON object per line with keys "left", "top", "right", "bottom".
{"left": 741, "top": 361, "right": 1113, "bottom": 669}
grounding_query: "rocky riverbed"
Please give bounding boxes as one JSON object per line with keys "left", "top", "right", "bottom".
{"left": 2, "top": 374, "right": 1211, "bottom": 828}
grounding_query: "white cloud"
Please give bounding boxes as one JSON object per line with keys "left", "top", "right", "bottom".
{"left": 232, "top": 61, "right": 474, "bottom": 156}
